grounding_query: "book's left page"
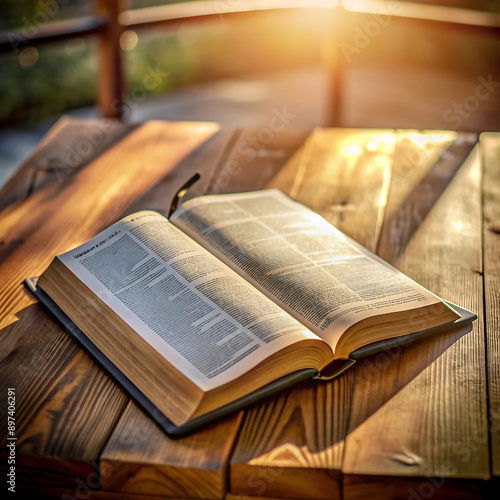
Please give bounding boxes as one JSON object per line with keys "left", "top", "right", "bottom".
{"left": 49, "top": 211, "right": 329, "bottom": 394}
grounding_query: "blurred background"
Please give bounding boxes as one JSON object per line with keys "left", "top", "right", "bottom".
{"left": 1, "top": 0, "right": 500, "bottom": 184}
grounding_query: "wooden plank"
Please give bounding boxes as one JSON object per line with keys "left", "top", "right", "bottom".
{"left": 344, "top": 475, "right": 481, "bottom": 500}
{"left": 122, "top": 0, "right": 338, "bottom": 29}
{"left": 99, "top": 128, "right": 309, "bottom": 498}
{"left": 100, "top": 402, "right": 242, "bottom": 499}
{"left": 230, "top": 377, "right": 351, "bottom": 500}
{"left": 377, "top": 130, "right": 477, "bottom": 263}
{"left": 0, "top": 303, "right": 128, "bottom": 487}
{"left": 0, "top": 16, "right": 107, "bottom": 53}
{"left": 207, "top": 128, "right": 311, "bottom": 195}
{"left": 98, "top": 126, "right": 244, "bottom": 500}
{"left": 230, "top": 129, "right": 396, "bottom": 499}
{"left": 0, "top": 116, "right": 131, "bottom": 213}
{"left": 96, "top": 0, "right": 125, "bottom": 119}
{"left": 4, "top": 482, "right": 206, "bottom": 499}
{"left": 0, "top": 120, "right": 221, "bottom": 490}
{"left": 226, "top": 495, "right": 298, "bottom": 500}
{"left": 128, "top": 128, "right": 239, "bottom": 213}
{"left": 344, "top": 0, "right": 500, "bottom": 35}
{"left": 480, "top": 132, "right": 500, "bottom": 477}
{"left": 284, "top": 128, "right": 395, "bottom": 248}
{"left": 343, "top": 144, "right": 489, "bottom": 497}
{"left": 0, "top": 120, "right": 220, "bottom": 331}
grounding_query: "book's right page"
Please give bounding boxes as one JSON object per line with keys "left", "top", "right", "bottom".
{"left": 171, "top": 189, "right": 459, "bottom": 355}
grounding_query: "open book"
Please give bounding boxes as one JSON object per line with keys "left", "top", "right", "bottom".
{"left": 30, "top": 189, "right": 474, "bottom": 436}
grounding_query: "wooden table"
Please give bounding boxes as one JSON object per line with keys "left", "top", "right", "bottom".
{"left": 0, "top": 117, "right": 499, "bottom": 499}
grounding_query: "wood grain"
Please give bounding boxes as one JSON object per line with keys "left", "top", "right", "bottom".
{"left": 0, "top": 304, "right": 128, "bottom": 487}
{"left": 480, "top": 132, "right": 500, "bottom": 478}
{"left": 208, "top": 127, "right": 310, "bottom": 194}
{"left": 99, "top": 127, "right": 311, "bottom": 498}
{"left": 377, "top": 130, "right": 477, "bottom": 262}
{"left": 230, "top": 128, "right": 396, "bottom": 499}
{"left": 344, "top": 475, "right": 481, "bottom": 500}
{"left": 0, "top": 120, "right": 219, "bottom": 331}
{"left": 0, "top": 119, "right": 221, "bottom": 493}
{"left": 100, "top": 402, "right": 242, "bottom": 499}
{"left": 129, "top": 128, "right": 238, "bottom": 213}
{"left": 230, "top": 377, "right": 351, "bottom": 500}
{"left": 343, "top": 144, "right": 489, "bottom": 497}
{"left": 225, "top": 494, "right": 298, "bottom": 500}
{"left": 5, "top": 481, "right": 207, "bottom": 499}
{"left": 0, "top": 120, "right": 494, "bottom": 498}
{"left": 285, "top": 128, "right": 396, "bottom": 248}
{"left": 98, "top": 125, "right": 245, "bottom": 499}
{"left": 0, "top": 116, "right": 130, "bottom": 213}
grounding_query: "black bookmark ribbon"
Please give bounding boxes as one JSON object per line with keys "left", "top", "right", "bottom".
{"left": 168, "top": 172, "right": 201, "bottom": 217}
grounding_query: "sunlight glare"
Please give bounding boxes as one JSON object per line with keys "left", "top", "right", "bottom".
{"left": 343, "top": 143, "right": 364, "bottom": 156}
{"left": 407, "top": 132, "right": 455, "bottom": 148}
{"left": 120, "top": 30, "right": 139, "bottom": 51}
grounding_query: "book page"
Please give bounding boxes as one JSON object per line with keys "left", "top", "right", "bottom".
{"left": 171, "top": 189, "right": 444, "bottom": 348}
{"left": 57, "top": 211, "right": 319, "bottom": 391}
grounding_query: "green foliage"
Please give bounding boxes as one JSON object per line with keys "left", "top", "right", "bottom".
{"left": 0, "top": 0, "right": 91, "bottom": 31}
{"left": 0, "top": 41, "right": 97, "bottom": 127}
{"left": 0, "top": 1, "right": 499, "bottom": 129}
{"left": 0, "top": 8, "right": 323, "bottom": 128}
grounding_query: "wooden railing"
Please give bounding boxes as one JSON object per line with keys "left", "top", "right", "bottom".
{"left": 1, "top": 0, "right": 499, "bottom": 126}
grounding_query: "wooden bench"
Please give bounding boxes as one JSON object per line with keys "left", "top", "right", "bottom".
{"left": 0, "top": 116, "right": 498, "bottom": 499}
